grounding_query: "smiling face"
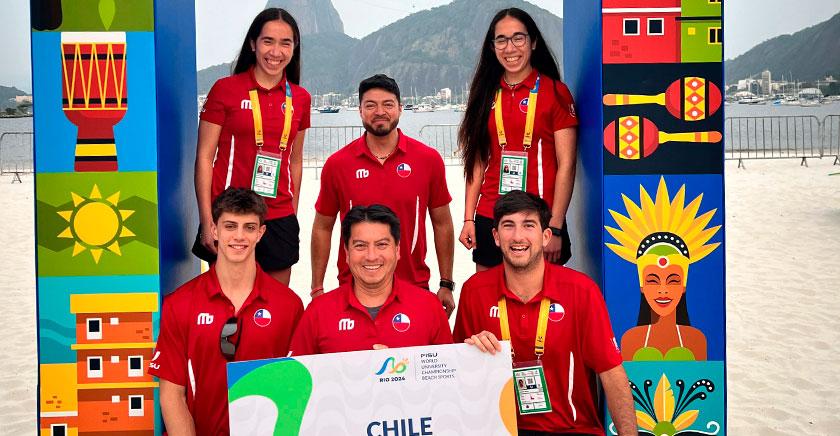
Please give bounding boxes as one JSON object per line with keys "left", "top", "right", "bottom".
{"left": 212, "top": 212, "right": 265, "bottom": 265}
{"left": 640, "top": 264, "right": 686, "bottom": 318}
{"left": 493, "top": 210, "right": 550, "bottom": 272}
{"left": 493, "top": 16, "right": 536, "bottom": 80}
{"left": 360, "top": 88, "right": 401, "bottom": 137}
{"left": 346, "top": 221, "right": 400, "bottom": 290}
{"left": 250, "top": 19, "right": 295, "bottom": 81}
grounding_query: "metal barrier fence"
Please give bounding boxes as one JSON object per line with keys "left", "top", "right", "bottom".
{"left": 725, "top": 116, "right": 822, "bottom": 167}
{"left": 0, "top": 131, "right": 34, "bottom": 182}
{"left": 302, "top": 125, "right": 364, "bottom": 170}
{"left": 418, "top": 124, "right": 461, "bottom": 166}
{"left": 824, "top": 115, "right": 840, "bottom": 164}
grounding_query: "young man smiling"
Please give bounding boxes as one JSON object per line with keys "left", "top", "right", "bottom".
{"left": 454, "top": 191, "right": 637, "bottom": 436}
{"left": 149, "top": 188, "right": 303, "bottom": 435}
{"left": 291, "top": 205, "right": 452, "bottom": 355}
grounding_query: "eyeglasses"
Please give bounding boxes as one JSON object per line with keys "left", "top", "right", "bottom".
{"left": 492, "top": 33, "right": 529, "bottom": 50}
{"left": 220, "top": 316, "right": 239, "bottom": 361}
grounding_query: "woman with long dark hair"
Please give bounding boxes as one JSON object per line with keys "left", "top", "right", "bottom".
{"left": 193, "top": 8, "right": 311, "bottom": 285}
{"left": 458, "top": 8, "right": 577, "bottom": 271}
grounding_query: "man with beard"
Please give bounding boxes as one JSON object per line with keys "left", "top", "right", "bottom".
{"left": 453, "top": 191, "right": 637, "bottom": 436}
{"left": 311, "top": 74, "right": 456, "bottom": 316}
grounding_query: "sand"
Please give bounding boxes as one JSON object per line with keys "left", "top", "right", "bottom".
{"left": 1, "top": 157, "right": 839, "bottom": 434}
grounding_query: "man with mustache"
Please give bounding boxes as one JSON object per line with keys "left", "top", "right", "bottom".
{"left": 311, "top": 74, "right": 456, "bottom": 316}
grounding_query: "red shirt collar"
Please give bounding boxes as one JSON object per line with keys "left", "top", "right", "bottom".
{"left": 498, "top": 68, "right": 539, "bottom": 91}
{"left": 247, "top": 66, "right": 287, "bottom": 92}
{"left": 205, "top": 263, "right": 270, "bottom": 305}
{"left": 340, "top": 278, "right": 405, "bottom": 314}
{"left": 353, "top": 129, "right": 409, "bottom": 160}
{"left": 494, "top": 261, "right": 561, "bottom": 303}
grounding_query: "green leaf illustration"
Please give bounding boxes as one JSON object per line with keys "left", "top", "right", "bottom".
{"left": 98, "top": 0, "right": 116, "bottom": 30}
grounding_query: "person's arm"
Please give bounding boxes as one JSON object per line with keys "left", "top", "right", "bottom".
{"left": 289, "top": 130, "right": 306, "bottom": 213}
{"left": 194, "top": 120, "right": 223, "bottom": 254}
{"left": 160, "top": 379, "right": 196, "bottom": 436}
{"left": 310, "top": 212, "right": 337, "bottom": 298}
{"left": 599, "top": 365, "right": 638, "bottom": 436}
{"left": 429, "top": 204, "right": 455, "bottom": 316}
{"left": 458, "top": 160, "right": 487, "bottom": 249}
{"left": 544, "top": 127, "right": 577, "bottom": 263}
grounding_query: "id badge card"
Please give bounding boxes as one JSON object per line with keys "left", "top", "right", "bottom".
{"left": 251, "top": 151, "right": 281, "bottom": 198}
{"left": 499, "top": 151, "right": 528, "bottom": 194}
{"left": 512, "top": 360, "right": 552, "bottom": 415}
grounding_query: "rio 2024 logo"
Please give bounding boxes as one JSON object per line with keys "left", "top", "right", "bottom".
{"left": 375, "top": 357, "right": 408, "bottom": 382}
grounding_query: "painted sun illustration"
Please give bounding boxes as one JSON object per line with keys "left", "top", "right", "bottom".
{"left": 57, "top": 184, "right": 135, "bottom": 263}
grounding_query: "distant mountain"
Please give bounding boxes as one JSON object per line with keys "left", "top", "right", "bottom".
{"left": 265, "top": 0, "right": 344, "bottom": 35}
{"left": 197, "top": 0, "right": 563, "bottom": 96}
{"left": 725, "top": 11, "right": 840, "bottom": 84}
{"left": 0, "top": 85, "right": 29, "bottom": 110}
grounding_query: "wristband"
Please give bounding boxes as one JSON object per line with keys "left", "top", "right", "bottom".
{"left": 463, "top": 219, "right": 475, "bottom": 223}
{"left": 549, "top": 226, "right": 563, "bottom": 237}
{"left": 310, "top": 286, "right": 324, "bottom": 297}
{"left": 439, "top": 279, "right": 455, "bottom": 291}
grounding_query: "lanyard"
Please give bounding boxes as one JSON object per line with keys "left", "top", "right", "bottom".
{"left": 494, "top": 73, "right": 540, "bottom": 150}
{"left": 498, "top": 296, "right": 550, "bottom": 358}
{"left": 248, "top": 80, "right": 294, "bottom": 152}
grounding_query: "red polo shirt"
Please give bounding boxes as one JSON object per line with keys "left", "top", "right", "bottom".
{"left": 453, "top": 263, "right": 622, "bottom": 434}
{"left": 315, "top": 130, "right": 452, "bottom": 289}
{"left": 289, "top": 279, "right": 453, "bottom": 355}
{"left": 201, "top": 67, "right": 311, "bottom": 220}
{"left": 148, "top": 265, "right": 303, "bottom": 435}
{"left": 477, "top": 69, "right": 578, "bottom": 218}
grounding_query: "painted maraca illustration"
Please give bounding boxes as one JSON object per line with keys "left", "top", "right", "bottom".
{"left": 603, "top": 77, "right": 721, "bottom": 122}
{"left": 604, "top": 116, "right": 722, "bottom": 160}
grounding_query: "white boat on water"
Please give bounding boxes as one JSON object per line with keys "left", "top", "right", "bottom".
{"left": 413, "top": 104, "right": 435, "bottom": 113}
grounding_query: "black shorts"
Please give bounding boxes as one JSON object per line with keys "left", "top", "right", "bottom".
{"left": 191, "top": 214, "right": 300, "bottom": 271}
{"left": 472, "top": 214, "right": 571, "bottom": 267}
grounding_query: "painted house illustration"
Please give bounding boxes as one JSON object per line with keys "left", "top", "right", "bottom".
{"left": 40, "top": 363, "right": 78, "bottom": 436}
{"left": 69, "top": 292, "right": 159, "bottom": 435}
{"left": 602, "top": 0, "right": 722, "bottom": 64}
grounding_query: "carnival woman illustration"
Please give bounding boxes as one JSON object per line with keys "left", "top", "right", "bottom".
{"left": 458, "top": 8, "right": 578, "bottom": 271}
{"left": 605, "top": 177, "right": 721, "bottom": 361}
{"left": 193, "top": 8, "right": 311, "bottom": 285}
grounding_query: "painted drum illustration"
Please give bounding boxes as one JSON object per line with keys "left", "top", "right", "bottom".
{"left": 603, "top": 77, "right": 721, "bottom": 121}
{"left": 604, "top": 116, "right": 722, "bottom": 160}
{"left": 61, "top": 32, "right": 127, "bottom": 172}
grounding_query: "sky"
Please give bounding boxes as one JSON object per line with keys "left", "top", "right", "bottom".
{"left": 2, "top": 0, "right": 839, "bottom": 93}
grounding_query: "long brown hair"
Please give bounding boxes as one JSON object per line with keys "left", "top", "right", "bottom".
{"left": 232, "top": 8, "right": 301, "bottom": 84}
{"left": 459, "top": 8, "right": 561, "bottom": 182}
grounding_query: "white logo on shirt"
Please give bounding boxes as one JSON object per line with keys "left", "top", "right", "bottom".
{"left": 338, "top": 318, "right": 355, "bottom": 331}
{"left": 241, "top": 99, "right": 252, "bottom": 110}
{"left": 148, "top": 351, "right": 160, "bottom": 370}
{"left": 569, "top": 103, "right": 577, "bottom": 117}
{"left": 196, "top": 313, "right": 214, "bottom": 325}
{"left": 489, "top": 306, "right": 499, "bottom": 318}
{"left": 355, "top": 168, "right": 369, "bottom": 179}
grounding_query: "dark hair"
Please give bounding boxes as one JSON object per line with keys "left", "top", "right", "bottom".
{"left": 637, "top": 295, "right": 692, "bottom": 326}
{"left": 459, "top": 8, "right": 562, "bottom": 182}
{"left": 492, "top": 190, "right": 550, "bottom": 230}
{"left": 232, "top": 8, "right": 301, "bottom": 85}
{"left": 359, "top": 74, "right": 401, "bottom": 104}
{"left": 341, "top": 204, "right": 401, "bottom": 247}
{"left": 212, "top": 188, "right": 268, "bottom": 224}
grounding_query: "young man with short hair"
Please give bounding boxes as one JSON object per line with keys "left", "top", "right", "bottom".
{"left": 454, "top": 190, "right": 637, "bottom": 436}
{"left": 149, "top": 188, "right": 303, "bottom": 435}
{"left": 291, "top": 204, "right": 452, "bottom": 355}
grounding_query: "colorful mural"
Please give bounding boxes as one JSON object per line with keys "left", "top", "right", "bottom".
{"left": 33, "top": 0, "right": 164, "bottom": 434}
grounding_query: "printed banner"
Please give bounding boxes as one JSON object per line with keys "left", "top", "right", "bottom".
{"left": 227, "top": 343, "right": 518, "bottom": 436}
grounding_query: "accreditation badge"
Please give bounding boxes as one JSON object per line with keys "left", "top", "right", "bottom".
{"left": 512, "top": 360, "right": 552, "bottom": 415}
{"left": 499, "top": 151, "right": 528, "bottom": 194}
{"left": 251, "top": 151, "right": 282, "bottom": 198}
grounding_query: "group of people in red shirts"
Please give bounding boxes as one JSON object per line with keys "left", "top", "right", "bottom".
{"left": 148, "top": 6, "right": 638, "bottom": 436}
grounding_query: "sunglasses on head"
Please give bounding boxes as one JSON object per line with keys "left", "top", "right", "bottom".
{"left": 220, "top": 316, "right": 239, "bottom": 361}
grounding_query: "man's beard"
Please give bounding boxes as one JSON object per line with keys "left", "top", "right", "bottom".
{"left": 502, "top": 246, "right": 543, "bottom": 273}
{"left": 363, "top": 117, "right": 399, "bottom": 137}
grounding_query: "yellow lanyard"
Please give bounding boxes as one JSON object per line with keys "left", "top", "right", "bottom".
{"left": 248, "top": 80, "right": 294, "bottom": 152}
{"left": 498, "top": 296, "right": 551, "bottom": 358}
{"left": 494, "top": 73, "right": 540, "bottom": 150}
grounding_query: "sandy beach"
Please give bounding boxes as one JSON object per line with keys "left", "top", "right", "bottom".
{"left": 1, "top": 156, "right": 839, "bottom": 434}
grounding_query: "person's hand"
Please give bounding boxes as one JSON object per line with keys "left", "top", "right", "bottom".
{"left": 310, "top": 286, "right": 324, "bottom": 299}
{"left": 437, "top": 287, "right": 455, "bottom": 317}
{"left": 544, "top": 234, "right": 562, "bottom": 264}
{"left": 373, "top": 344, "right": 389, "bottom": 350}
{"left": 459, "top": 221, "right": 476, "bottom": 249}
{"left": 465, "top": 330, "right": 502, "bottom": 355}
{"left": 200, "top": 223, "right": 218, "bottom": 255}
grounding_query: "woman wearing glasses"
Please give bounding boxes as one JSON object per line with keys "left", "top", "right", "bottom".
{"left": 458, "top": 8, "right": 578, "bottom": 271}
{"left": 193, "top": 8, "right": 311, "bottom": 286}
